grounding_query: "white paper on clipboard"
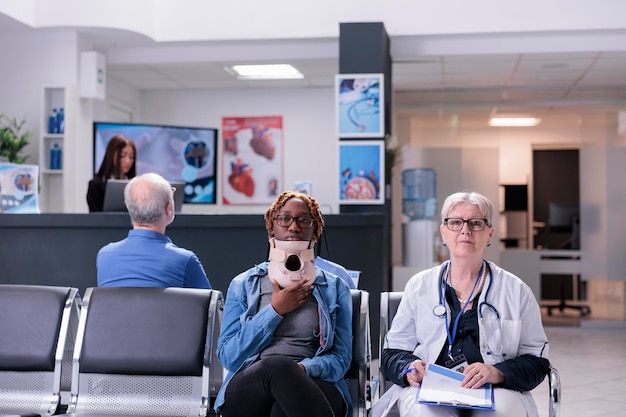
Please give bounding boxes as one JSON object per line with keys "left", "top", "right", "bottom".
{"left": 417, "top": 363, "right": 494, "bottom": 410}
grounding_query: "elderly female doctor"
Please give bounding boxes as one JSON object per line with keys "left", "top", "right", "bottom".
{"left": 373, "top": 191, "right": 550, "bottom": 417}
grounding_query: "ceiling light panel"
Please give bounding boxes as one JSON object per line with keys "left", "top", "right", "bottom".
{"left": 489, "top": 117, "right": 541, "bottom": 127}
{"left": 228, "top": 64, "right": 304, "bottom": 80}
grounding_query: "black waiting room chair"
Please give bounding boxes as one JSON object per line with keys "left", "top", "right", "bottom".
{"left": 345, "top": 289, "right": 372, "bottom": 417}
{"left": 61, "top": 287, "right": 224, "bottom": 417}
{"left": 0, "top": 284, "right": 81, "bottom": 416}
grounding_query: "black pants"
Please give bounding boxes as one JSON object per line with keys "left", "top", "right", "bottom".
{"left": 220, "top": 355, "right": 346, "bottom": 417}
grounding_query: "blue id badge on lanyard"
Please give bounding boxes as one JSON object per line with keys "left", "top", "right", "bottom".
{"left": 445, "top": 353, "right": 469, "bottom": 373}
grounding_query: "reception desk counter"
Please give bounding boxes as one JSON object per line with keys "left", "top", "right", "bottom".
{"left": 0, "top": 212, "right": 390, "bottom": 348}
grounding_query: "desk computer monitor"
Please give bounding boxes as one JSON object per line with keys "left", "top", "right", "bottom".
{"left": 548, "top": 202, "right": 580, "bottom": 249}
{"left": 103, "top": 179, "right": 185, "bottom": 213}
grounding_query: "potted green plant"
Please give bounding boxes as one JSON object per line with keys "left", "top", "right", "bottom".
{"left": 0, "top": 114, "right": 31, "bottom": 164}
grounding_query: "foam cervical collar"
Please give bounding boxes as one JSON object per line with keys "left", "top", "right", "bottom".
{"left": 268, "top": 238, "right": 316, "bottom": 288}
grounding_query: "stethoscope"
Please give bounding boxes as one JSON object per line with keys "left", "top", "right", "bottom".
{"left": 347, "top": 95, "right": 380, "bottom": 129}
{"left": 432, "top": 260, "right": 505, "bottom": 358}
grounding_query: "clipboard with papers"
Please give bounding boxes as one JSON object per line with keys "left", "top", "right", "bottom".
{"left": 416, "top": 363, "right": 495, "bottom": 410}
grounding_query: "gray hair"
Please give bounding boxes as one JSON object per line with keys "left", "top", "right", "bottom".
{"left": 440, "top": 191, "right": 494, "bottom": 226}
{"left": 124, "top": 173, "right": 173, "bottom": 224}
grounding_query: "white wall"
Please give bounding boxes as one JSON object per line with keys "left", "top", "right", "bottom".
{"left": 388, "top": 114, "right": 623, "bottom": 266}
{"left": 95, "top": 78, "right": 142, "bottom": 122}
{"left": 0, "top": 30, "right": 145, "bottom": 213}
{"left": 0, "top": 32, "right": 78, "bottom": 165}
{"left": 0, "top": 29, "right": 341, "bottom": 215}
{"left": 580, "top": 146, "right": 626, "bottom": 281}
{"left": 138, "top": 87, "right": 338, "bottom": 214}
{"left": 70, "top": 36, "right": 146, "bottom": 213}
{"left": 403, "top": 118, "right": 619, "bottom": 186}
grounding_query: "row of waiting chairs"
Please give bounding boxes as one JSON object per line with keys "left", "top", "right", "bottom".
{"left": 0, "top": 285, "right": 372, "bottom": 417}
{"left": 0, "top": 285, "right": 559, "bottom": 417}
{"left": 0, "top": 285, "right": 223, "bottom": 417}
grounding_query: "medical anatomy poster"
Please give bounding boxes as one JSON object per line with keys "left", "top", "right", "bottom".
{"left": 336, "top": 73, "right": 384, "bottom": 137}
{"left": 338, "top": 141, "right": 384, "bottom": 204}
{"left": 0, "top": 163, "right": 40, "bottom": 213}
{"left": 221, "top": 116, "right": 284, "bottom": 205}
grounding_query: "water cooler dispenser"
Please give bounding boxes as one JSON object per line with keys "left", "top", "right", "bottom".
{"left": 402, "top": 168, "right": 443, "bottom": 269}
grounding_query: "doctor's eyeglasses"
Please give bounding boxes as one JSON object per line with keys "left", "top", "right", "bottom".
{"left": 444, "top": 218, "right": 489, "bottom": 231}
{"left": 274, "top": 215, "right": 315, "bottom": 229}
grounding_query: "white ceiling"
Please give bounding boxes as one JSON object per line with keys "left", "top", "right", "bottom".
{"left": 3, "top": 12, "right": 626, "bottom": 126}
{"left": 105, "top": 50, "right": 626, "bottom": 127}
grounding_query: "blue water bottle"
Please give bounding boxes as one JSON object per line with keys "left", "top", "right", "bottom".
{"left": 56, "top": 107, "right": 64, "bottom": 134}
{"left": 50, "top": 143, "right": 62, "bottom": 170}
{"left": 402, "top": 168, "right": 437, "bottom": 220}
{"left": 48, "top": 108, "right": 58, "bottom": 134}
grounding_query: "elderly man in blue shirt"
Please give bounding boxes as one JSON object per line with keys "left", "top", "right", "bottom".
{"left": 96, "top": 172, "right": 211, "bottom": 289}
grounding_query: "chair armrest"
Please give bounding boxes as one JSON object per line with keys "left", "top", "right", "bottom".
{"left": 548, "top": 366, "right": 561, "bottom": 417}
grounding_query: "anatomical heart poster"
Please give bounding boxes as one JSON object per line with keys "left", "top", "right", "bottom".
{"left": 221, "top": 116, "right": 284, "bottom": 205}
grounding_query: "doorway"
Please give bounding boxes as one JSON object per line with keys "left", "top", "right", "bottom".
{"left": 532, "top": 148, "right": 587, "bottom": 309}
{"left": 532, "top": 149, "right": 580, "bottom": 250}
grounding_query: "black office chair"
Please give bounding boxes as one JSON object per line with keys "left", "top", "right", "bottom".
{"left": 379, "top": 291, "right": 561, "bottom": 417}
{"left": 345, "top": 289, "right": 372, "bottom": 417}
{"left": 63, "top": 287, "right": 224, "bottom": 417}
{"left": 0, "top": 284, "right": 81, "bottom": 416}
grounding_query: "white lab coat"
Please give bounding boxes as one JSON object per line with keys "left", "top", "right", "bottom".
{"left": 372, "top": 261, "right": 549, "bottom": 417}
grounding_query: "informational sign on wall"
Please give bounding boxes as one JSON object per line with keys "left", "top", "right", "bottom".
{"left": 335, "top": 73, "right": 384, "bottom": 138}
{"left": 221, "top": 116, "right": 284, "bottom": 205}
{"left": 338, "top": 140, "right": 384, "bottom": 205}
{"left": 0, "top": 163, "right": 40, "bottom": 213}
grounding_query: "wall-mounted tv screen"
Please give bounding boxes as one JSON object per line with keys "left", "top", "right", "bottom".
{"left": 93, "top": 122, "right": 218, "bottom": 204}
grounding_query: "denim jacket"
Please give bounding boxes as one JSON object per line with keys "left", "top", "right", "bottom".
{"left": 215, "top": 262, "right": 353, "bottom": 416}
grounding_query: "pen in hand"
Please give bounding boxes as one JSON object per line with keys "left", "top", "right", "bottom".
{"left": 402, "top": 362, "right": 426, "bottom": 387}
{"left": 401, "top": 367, "right": 416, "bottom": 375}
{"left": 401, "top": 360, "right": 426, "bottom": 382}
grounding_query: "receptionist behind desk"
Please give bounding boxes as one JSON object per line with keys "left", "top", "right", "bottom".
{"left": 87, "top": 135, "right": 136, "bottom": 212}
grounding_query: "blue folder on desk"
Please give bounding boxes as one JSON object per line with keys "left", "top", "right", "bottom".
{"left": 416, "top": 363, "right": 495, "bottom": 410}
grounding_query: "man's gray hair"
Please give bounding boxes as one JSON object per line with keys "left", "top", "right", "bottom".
{"left": 124, "top": 173, "right": 173, "bottom": 224}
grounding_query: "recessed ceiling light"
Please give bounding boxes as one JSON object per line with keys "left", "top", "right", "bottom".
{"left": 489, "top": 117, "right": 542, "bottom": 127}
{"left": 227, "top": 64, "right": 304, "bottom": 80}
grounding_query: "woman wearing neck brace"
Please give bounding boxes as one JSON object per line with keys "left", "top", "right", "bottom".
{"left": 215, "top": 191, "right": 353, "bottom": 417}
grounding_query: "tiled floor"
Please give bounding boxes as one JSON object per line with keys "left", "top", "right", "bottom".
{"left": 532, "top": 322, "right": 626, "bottom": 417}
